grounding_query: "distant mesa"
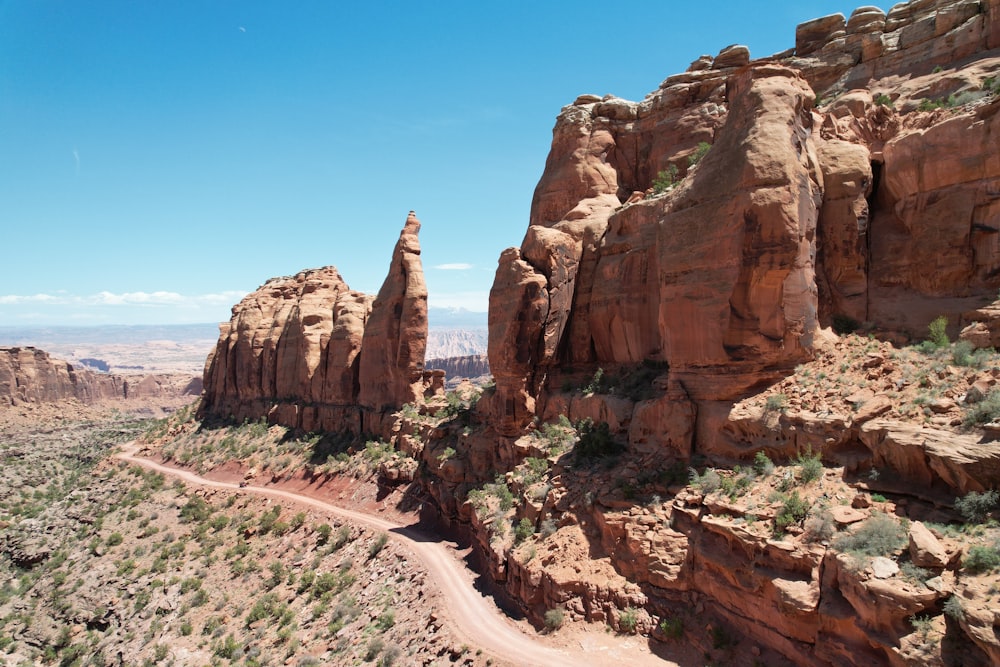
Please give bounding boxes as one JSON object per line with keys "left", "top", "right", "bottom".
{"left": 0, "top": 346, "right": 198, "bottom": 407}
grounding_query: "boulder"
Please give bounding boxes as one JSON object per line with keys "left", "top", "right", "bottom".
{"left": 908, "top": 521, "right": 950, "bottom": 568}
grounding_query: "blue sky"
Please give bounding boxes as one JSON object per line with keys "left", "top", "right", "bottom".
{"left": 0, "top": 1, "right": 894, "bottom": 326}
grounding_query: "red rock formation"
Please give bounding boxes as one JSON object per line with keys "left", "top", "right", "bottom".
{"left": 358, "top": 211, "right": 430, "bottom": 433}
{"left": 200, "top": 212, "right": 432, "bottom": 436}
{"left": 0, "top": 346, "right": 198, "bottom": 407}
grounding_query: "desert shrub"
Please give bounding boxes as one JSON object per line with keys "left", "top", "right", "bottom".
{"left": 659, "top": 615, "right": 684, "bottom": 639}
{"left": 774, "top": 492, "right": 810, "bottom": 533}
{"left": 539, "top": 416, "right": 576, "bottom": 453}
{"left": 619, "top": 607, "right": 639, "bottom": 634}
{"left": 364, "top": 638, "right": 384, "bottom": 662}
{"left": 831, "top": 314, "right": 861, "bottom": 335}
{"left": 315, "top": 523, "right": 332, "bottom": 545}
{"left": 943, "top": 595, "right": 965, "bottom": 621}
{"left": 900, "top": 562, "right": 932, "bottom": 584}
{"left": 765, "top": 394, "right": 788, "bottom": 412}
{"left": 964, "top": 391, "right": 1000, "bottom": 427}
{"left": 963, "top": 544, "right": 1000, "bottom": 574}
{"left": 753, "top": 451, "right": 775, "bottom": 477}
{"left": 652, "top": 165, "right": 679, "bottom": 194}
{"left": 544, "top": 607, "right": 565, "bottom": 631}
{"left": 688, "top": 141, "right": 711, "bottom": 166}
{"left": 540, "top": 518, "right": 558, "bottom": 538}
{"left": 689, "top": 468, "right": 722, "bottom": 494}
{"left": 804, "top": 510, "right": 835, "bottom": 543}
{"left": 719, "top": 467, "right": 754, "bottom": 498}
{"left": 832, "top": 513, "right": 906, "bottom": 558}
{"left": 795, "top": 448, "right": 824, "bottom": 484}
{"left": 106, "top": 532, "right": 123, "bottom": 547}
{"left": 955, "top": 489, "right": 999, "bottom": 523}
{"left": 928, "top": 316, "right": 950, "bottom": 348}
{"left": 368, "top": 533, "right": 389, "bottom": 559}
{"left": 514, "top": 518, "right": 534, "bottom": 544}
{"left": 874, "top": 93, "right": 893, "bottom": 107}
{"left": 574, "top": 420, "right": 622, "bottom": 461}
{"left": 952, "top": 340, "right": 976, "bottom": 367}
{"left": 179, "top": 497, "right": 212, "bottom": 524}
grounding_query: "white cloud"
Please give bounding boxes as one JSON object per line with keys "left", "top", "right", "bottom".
{"left": 428, "top": 291, "right": 489, "bottom": 312}
{"left": 433, "top": 263, "right": 473, "bottom": 271}
{"left": 0, "top": 293, "right": 59, "bottom": 304}
{"left": 0, "top": 290, "right": 249, "bottom": 308}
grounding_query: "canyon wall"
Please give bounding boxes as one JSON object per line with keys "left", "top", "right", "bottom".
{"left": 484, "top": 0, "right": 1000, "bottom": 454}
{"left": 0, "top": 347, "right": 200, "bottom": 407}
{"left": 199, "top": 212, "right": 436, "bottom": 434}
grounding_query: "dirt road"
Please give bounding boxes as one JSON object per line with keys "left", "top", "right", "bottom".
{"left": 118, "top": 445, "right": 678, "bottom": 667}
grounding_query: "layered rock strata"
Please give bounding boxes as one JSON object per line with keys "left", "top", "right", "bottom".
{"left": 200, "top": 212, "right": 433, "bottom": 435}
{"left": 0, "top": 347, "right": 199, "bottom": 406}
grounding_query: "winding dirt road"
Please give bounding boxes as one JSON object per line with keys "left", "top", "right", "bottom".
{"left": 118, "top": 445, "right": 678, "bottom": 667}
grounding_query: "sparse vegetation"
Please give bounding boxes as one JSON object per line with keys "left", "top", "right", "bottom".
{"left": 688, "top": 141, "right": 711, "bottom": 166}
{"left": 573, "top": 419, "right": 623, "bottom": 461}
{"left": 619, "top": 607, "right": 639, "bottom": 634}
{"left": 874, "top": 93, "right": 893, "bottom": 107}
{"left": 795, "top": 448, "right": 824, "bottom": 484}
{"left": 774, "top": 492, "right": 810, "bottom": 534}
{"left": 956, "top": 489, "right": 999, "bottom": 523}
{"left": 765, "top": 394, "right": 788, "bottom": 412}
{"left": 963, "top": 543, "right": 1000, "bottom": 574}
{"left": 544, "top": 607, "right": 565, "bottom": 631}
{"left": 652, "top": 165, "right": 679, "bottom": 194}
{"left": 832, "top": 513, "right": 907, "bottom": 559}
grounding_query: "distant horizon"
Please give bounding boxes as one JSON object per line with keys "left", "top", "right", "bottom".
{"left": 0, "top": 306, "right": 489, "bottom": 339}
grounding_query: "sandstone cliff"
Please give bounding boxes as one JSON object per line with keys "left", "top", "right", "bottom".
{"left": 200, "top": 212, "right": 436, "bottom": 435}
{"left": 426, "top": 355, "right": 490, "bottom": 382}
{"left": 485, "top": 0, "right": 1000, "bottom": 451}
{"left": 0, "top": 347, "right": 199, "bottom": 406}
{"left": 417, "top": 1, "right": 1000, "bottom": 665}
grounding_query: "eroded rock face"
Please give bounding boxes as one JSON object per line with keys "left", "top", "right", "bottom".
{"left": 358, "top": 211, "right": 430, "bottom": 433}
{"left": 0, "top": 347, "right": 198, "bottom": 407}
{"left": 200, "top": 213, "right": 430, "bottom": 436}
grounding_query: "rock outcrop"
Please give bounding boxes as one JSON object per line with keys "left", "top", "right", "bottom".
{"left": 200, "top": 212, "right": 435, "bottom": 435}
{"left": 0, "top": 347, "right": 199, "bottom": 407}
{"left": 426, "top": 355, "right": 490, "bottom": 381}
{"left": 483, "top": 0, "right": 1000, "bottom": 449}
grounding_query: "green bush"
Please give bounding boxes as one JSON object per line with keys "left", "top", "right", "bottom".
{"left": 652, "top": 165, "right": 679, "bottom": 194}
{"left": 689, "top": 468, "right": 721, "bottom": 494}
{"left": 874, "top": 93, "right": 893, "bottom": 108}
{"left": 943, "top": 595, "right": 965, "bottom": 621}
{"left": 796, "top": 448, "right": 824, "bottom": 484}
{"left": 832, "top": 513, "right": 906, "bottom": 558}
{"left": 753, "top": 451, "right": 775, "bottom": 477}
{"left": 619, "top": 607, "right": 639, "bottom": 634}
{"left": 963, "top": 544, "right": 1000, "bottom": 574}
{"left": 765, "top": 394, "right": 788, "bottom": 412}
{"left": 514, "top": 518, "right": 534, "bottom": 544}
{"left": 956, "top": 489, "right": 999, "bottom": 523}
{"left": 927, "top": 316, "right": 950, "bottom": 348}
{"left": 775, "top": 492, "right": 810, "bottom": 533}
{"left": 368, "top": 533, "right": 389, "bottom": 559}
{"left": 574, "top": 420, "right": 622, "bottom": 461}
{"left": 963, "top": 390, "right": 1000, "bottom": 427}
{"left": 688, "top": 141, "right": 711, "bottom": 166}
{"left": 544, "top": 607, "right": 565, "bottom": 631}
